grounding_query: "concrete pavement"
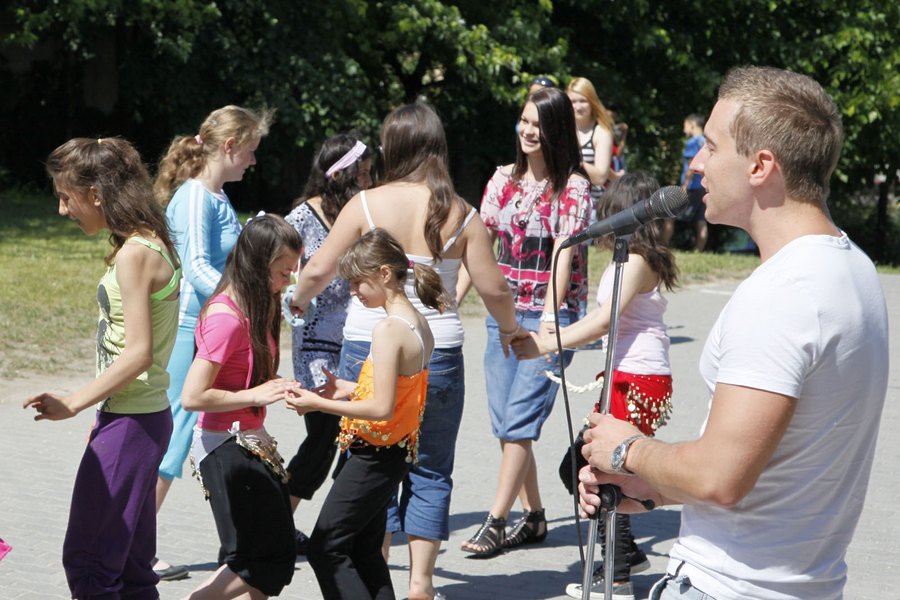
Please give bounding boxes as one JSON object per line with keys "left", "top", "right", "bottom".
{"left": 1, "top": 275, "right": 898, "bottom": 599}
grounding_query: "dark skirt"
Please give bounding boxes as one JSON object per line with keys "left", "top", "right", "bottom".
{"left": 199, "top": 437, "right": 295, "bottom": 596}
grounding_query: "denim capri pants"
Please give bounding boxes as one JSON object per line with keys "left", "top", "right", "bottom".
{"left": 339, "top": 338, "right": 465, "bottom": 541}
{"left": 485, "top": 309, "right": 576, "bottom": 441}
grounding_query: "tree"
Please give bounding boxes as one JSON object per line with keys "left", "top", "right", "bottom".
{"left": 3, "top": 1, "right": 898, "bottom": 261}
{"left": 1, "top": 0, "right": 566, "bottom": 206}
{"left": 554, "top": 0, "right": 899, "bottom": 259}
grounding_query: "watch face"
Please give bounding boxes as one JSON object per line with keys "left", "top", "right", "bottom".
{"left": 611, "top": 445, "right": 626, "bottom": 472}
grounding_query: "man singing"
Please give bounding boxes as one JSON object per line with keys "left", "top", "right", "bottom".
{"left": 577, "top": 66, "right": 889, "bottom": 600}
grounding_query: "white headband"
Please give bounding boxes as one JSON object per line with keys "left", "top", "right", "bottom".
{"left": 325, "top": 140, "right": 367, "bottom": 177}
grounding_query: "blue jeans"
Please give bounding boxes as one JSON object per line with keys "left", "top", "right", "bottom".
{"left": 485, "top": 310, "right": 575, "bottom": 441}
{"left": 648, "top": 564, "right": 717, "bottom": 600}
{"left": 339, "top": 339, "right": 465, "bottom": 541}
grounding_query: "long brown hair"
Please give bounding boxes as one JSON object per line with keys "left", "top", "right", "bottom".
{"left": 153, "top": 105, "right": 272, "bottom": 206}
{"left": 47, "top": 137, "right": 176, "bottom": 266}
{"left": 339, "top": 228, "right": 448, "bottom": 313}
{"left": 205, "top": 214, "right": 302, "bottom": 387}
{"left": 380, "top": 103, "right": 468, "bottom": 260}
{"left": 597, "top": 171, "right": 679, "bottom": 291}
{"left": 512, "top": 87, "right": 587, "bottom": 201}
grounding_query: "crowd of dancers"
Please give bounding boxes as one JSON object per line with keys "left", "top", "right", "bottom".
{"left": 24, "top": 65, "right": 889, "bottom": 600}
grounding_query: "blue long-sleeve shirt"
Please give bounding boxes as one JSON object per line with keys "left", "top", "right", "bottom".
{"left": 165, "top": 179, "right": 241, "bottom": 331}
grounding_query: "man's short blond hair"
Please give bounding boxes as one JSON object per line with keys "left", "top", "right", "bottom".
{"left": 719, "top": 66, "right": 843, "bottom": 203}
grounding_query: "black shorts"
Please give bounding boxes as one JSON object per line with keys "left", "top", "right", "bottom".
{"left": 676, "top": 188, "right": 707, "bottom": 223}
{"left": 200, "top": 437, "right": 295, "bottom": 596}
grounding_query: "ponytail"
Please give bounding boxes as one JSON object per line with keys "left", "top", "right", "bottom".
{"left": 410, "top": 262, "right": 448, "bottom": 313}
{"left": 339, "top": 228, "right": 449, "bottom": 313}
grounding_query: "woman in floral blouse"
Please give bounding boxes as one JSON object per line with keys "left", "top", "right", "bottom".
{"left": 461, "top": 86, "right": 592, "bottom": 558}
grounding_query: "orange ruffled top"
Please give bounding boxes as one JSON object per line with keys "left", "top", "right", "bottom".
{"left": 338, "top": 357, "right": 429, "bottom": 463}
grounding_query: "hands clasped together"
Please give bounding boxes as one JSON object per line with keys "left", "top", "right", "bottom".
{"left": 284, "top": 367, "right": 356, "bottom": 416}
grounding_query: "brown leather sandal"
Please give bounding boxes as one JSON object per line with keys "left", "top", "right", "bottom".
{"left": 504, "top": 508, "right": 547, "bottom": 548}
{"left": 461, "top": 513, "right": 506, "bottom": 558}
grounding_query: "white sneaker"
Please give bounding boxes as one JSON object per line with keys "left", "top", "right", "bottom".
{"left": 565, "top": 579, "right": 634, "bottom": 600}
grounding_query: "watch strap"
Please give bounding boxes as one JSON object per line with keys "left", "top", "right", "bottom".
{"left": 614, "top": 434, "right": 647, "bottom": 474}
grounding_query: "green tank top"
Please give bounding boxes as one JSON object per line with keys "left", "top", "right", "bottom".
{"left": 96, "top": 236, "right": 182, "bottom": 414}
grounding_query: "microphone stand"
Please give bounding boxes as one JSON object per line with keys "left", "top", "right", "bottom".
{"left": 581, "top": 234, "right": 631, "bottom": 600}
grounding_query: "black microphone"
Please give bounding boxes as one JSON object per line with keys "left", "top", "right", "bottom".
{"left": 560, "top": 186, "right": 690, "bottom": 249}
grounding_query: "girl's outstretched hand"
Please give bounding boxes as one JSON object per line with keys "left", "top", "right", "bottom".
{"left": 248, "top": 378, "right": 301, "bottom": 407}
{"left": 23, "top": 393, "right": 79, "bottom": 422}
{"left": 285, "top": 388, "right": 321, "bottom": 416}
{"left": 315, "top": 367, "right": 356, "bottom": 400}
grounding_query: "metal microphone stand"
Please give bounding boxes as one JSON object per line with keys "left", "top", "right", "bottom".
{"left": 581, "top": 234, "right": 631, "bottom": 600}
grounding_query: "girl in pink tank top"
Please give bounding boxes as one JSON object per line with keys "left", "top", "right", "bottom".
{"left": 180, "top": 215, "right": 302, "bottom": 599}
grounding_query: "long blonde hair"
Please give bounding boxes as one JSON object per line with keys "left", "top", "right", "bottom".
{"left": 567, "top": 77, "right": 614, "bottom": 133}
{"left": 153, "top": 105, "right": 272, "bottom": 206}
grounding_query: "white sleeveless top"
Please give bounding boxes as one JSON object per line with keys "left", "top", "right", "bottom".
{"left": 343, "top": 190, "right": 477, "bottom": 348}
{"left": 595, "top": 262, "right": 671, "bottom": 375}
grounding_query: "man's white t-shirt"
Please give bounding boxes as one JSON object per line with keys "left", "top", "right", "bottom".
{"left": 668, "top": 233, "right": 889, "bottom": 600}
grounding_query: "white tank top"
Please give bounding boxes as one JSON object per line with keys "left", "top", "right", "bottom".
{"left": 342, "top": 190, "right": 477, "bottom": 348}
{"left": 596, "top": 262, "right": 671, "bottom": 375}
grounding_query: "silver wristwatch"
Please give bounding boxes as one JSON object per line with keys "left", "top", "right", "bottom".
{"left": 610, "top": 435, "right": 646, "bottom": 474}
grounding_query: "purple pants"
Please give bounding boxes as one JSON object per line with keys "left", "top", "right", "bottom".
{"left": 63, "top": 409, "right": 172, "bottom": 600}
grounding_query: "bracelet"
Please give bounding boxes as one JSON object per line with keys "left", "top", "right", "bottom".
{"left": 540, "top": 312, "right": 556, "bottom": 323}
{"left": 498, "top": 324, "right": 520, "bottom": 338}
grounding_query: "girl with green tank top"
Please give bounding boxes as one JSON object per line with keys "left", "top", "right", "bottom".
{"left": 24, "top": 138, "right": 181, "bottom": 600}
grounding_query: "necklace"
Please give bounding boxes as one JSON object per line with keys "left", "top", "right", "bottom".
{"left": 514, "top": 178, "right": 549, "bottom": 229}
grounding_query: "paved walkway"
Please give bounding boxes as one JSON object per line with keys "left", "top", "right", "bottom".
{"left": 1, "top": 276, "right": 898, "bottom": 599}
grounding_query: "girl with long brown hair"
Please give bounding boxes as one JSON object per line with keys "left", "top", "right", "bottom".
{"left": 181, "top": 215, "right": 301, "bottom": 599}
{"left": 514, "top": 172, "right": 679, "bottom": 600}
{"left": 26, "top": 137, "right": 181, "bottom": 599}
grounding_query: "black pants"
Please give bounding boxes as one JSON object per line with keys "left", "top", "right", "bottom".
{"left": 287, "top": 411, "right": 343, "bottom": 500}
{"left": 308, "top": 444, "right": 410, "bottom": 600}
{"left": 600, "top": 513, "right": 640, "bottom": 582}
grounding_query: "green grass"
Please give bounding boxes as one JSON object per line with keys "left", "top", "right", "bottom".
{"left": 0, "top": 189, "right": 110, "bottom": 378}
{"left": 2, "top": 188, "right": 892, "bottom": 378}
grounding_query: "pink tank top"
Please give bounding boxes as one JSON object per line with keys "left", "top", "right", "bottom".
{"left": 195, "top": 294, "right": 274, "bottom": 431}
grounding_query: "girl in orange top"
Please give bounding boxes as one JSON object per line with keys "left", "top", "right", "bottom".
{"left": 287, "top": 228, "right": 446, "bottom": 599}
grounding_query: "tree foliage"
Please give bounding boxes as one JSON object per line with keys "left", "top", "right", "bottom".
{"left": 2, "top": 1, "right": 898, "bottom": 259}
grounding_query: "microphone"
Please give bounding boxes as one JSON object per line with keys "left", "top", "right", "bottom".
{"left": 560, "top": 186, "right": 690, "bottom": 249}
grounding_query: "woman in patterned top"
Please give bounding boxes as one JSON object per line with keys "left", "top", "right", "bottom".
{"left": 284, "top": 133, "right": 373, "bottom": 550}
{"left": 460, "top": 86, "right": 592, "bottom": 558}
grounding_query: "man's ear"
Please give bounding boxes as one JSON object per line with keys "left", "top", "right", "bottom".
{"left": 749, "top": 149, "right": 777, "bottom": 187}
